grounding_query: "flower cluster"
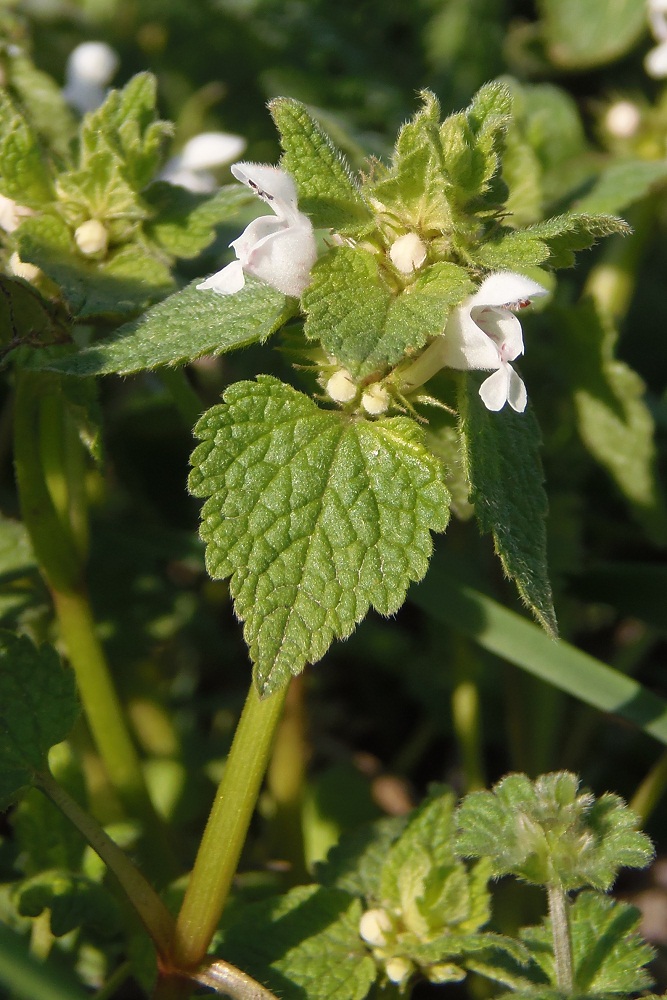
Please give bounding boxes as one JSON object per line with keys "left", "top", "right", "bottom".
{"left": 198, "top": 164, "right": 545, "bottom": 413}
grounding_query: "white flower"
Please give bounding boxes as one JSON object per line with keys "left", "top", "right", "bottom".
{"left": 63, "top": 41, "right": 119, "bottom": 113}
{"left": 645, "top": 0, "right": 667, "bottom": 77}
{"left": 401, "top": 271, "right": 547, "bottom": 413}
{"left": 440, "top": 271, "right": 547, "bottom": 412}
{"left": 160, "top": 132, "right": 247, "bottom": 194}
{"left": 0, "top": 192, "right": 33, "bottom": 233}
{"left": 197, "top": 162, "right": 317, "bottom": 298}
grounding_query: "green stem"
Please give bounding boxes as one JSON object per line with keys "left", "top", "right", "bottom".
{"left": 265, "top": 675, "right": 308, "bottom": 881}
{"left": 630, "top": 748, "right": 667, "bottom": 825}
{"left": 450, "top": 637, "right": 485, "bottom": 791}
{"left": 52, "top": 587, "right": 175, "bottom": 880}
{"left": 547, "top": 885, "right": 574, "bottom": 994}
{"left": 172, "top": 682, "right": 289, "bottom": 969}
{"left": 13, "top": 371, "right": 81, "bottom": 592}
{"left": 14, "top": 370, "right": 173, "bottom": 880}
{"left": 36, "top": 771, "right": 175, "bottom": 960}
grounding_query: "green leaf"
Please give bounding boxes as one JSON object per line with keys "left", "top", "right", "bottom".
{"left": 80, "top": 73, "right": 172, "bottom": 190}
{"left": 143, "top": 181, "right": 252, "bottom": 259}
{"left": 458, "top": 376, "right": 557, "bottom": 637}
{"left": 574, "top": 160, "right": 667, "bottom": 216}
{"left": 0, "top": 516, "right": 34, "bottom": 583}
{"left": 11, "top": 745, "right": 86, "bottom": 875}
{"left": 0, "top": 631, "right": 78, "bottom": 809}
{"left": 269, "top": 98, "right": 372, "bottom": 232}
{"left": 380, "top": 787, "right": 458, "bottom": 909}
{"left": 0, "top": 91, "right": 53, "bottom": 206}
{"left": 55, "top": 151, "right": 145, "bottom": 235}
{"left": 304, "top": 247, "right": 472, "bottom": 378}
{"left": 371, "top": 91, "right": 453, "bottom": 231}
{"left": 0, "top": 922, "right": 90, "bottom": 1000}
{"left": 26, "top": 278, "right": 295, "bottom": 376}
{"left": 15, "top": 870, "right": 121, "bottom": 938}
{"left": 0, "top": 275, "right": 65, "bottom": 358}
{"left": 190, "top": 377, "right": 449, "bottom": 695}
{"left": 317, "top": 816, "right": 407, "bottom": 900}
{"left": 16, "top": 214, "right": 174, "bottom": 320}
{"left": 221, "top": 885, "right": 377, "bottom": 1000}
{"left": 516, "top": 213, "right": 630, "bottom": 269}
{"left": 538, "top": 0, "right": 647, "bottom": 69}
{"left": 444, "top": 82, "right": 513, "bottom": 199}
{"left": 455, "top": 772, "right": 653, "bottom": 890}
{"left": 6, "top": 52, "right": 76, "bottom": 160}
{"left": 411, "top": 560, "right": 667, "bottom": 746}
{"left": 560, "top": 299, "right": 667, "bottom": 544}
{"left": 522, "top": 891, "right": 654, "bottom": 994}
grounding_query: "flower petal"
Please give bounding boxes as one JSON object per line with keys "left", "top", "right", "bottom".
{"left": 645, "top": 40, "right": 667, "bottom": 77}
{"left": 507, "top": 365, "right": 528, "bottom": 412}
{"left": 440, "top": 303, "right": 501, "bottom": 371}
{"left": 472, "top": 306, "right": 524, "bottom": 361}
{"left": 197, "top": 259, "right": 246, "bottom": 295}
{"left": 470, "top": 271, "right": 548, "bottom": 309}
{"left": 179, "top": 132, "right": 246, "bottom": 171}
{"left": 479, "top": 366, "right": 511, "bottom": 411}
{"left": 243, "top": 221, "right": 317, "bottom": 297}
{"left": 231, "top": 162, "right": 301, "bottom": 222}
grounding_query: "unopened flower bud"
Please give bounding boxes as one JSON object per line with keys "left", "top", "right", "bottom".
{"left": 389, "top": 232, "right": 427, "bottom": 274}
{"left": 361, "top": 384, "right": 390, "bottom": 416}
{"left": 359, "top": 908, "right": 393, "bottom": 948}
{"left": 0, "top": 193, "right": 33, "bottom": 233}
{"left": 9, "top": 252, "right": 41, "bottom": 283}
{"left": 326, "top": 369, "right": 357, "bottom": 404}
{"left": 604, "top": 101, "right": 641, "bottom": 139}
{"left": 75, "top": 219, "right": 109, "bottom": 257}
{"left": 385, "top": 957, "right": 414, "bottom": 985}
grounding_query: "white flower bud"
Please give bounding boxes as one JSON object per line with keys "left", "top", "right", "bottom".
{"left": 9, "top": 252, "right": 41, "bottom": 283}
{"left": 359, "top": 908, "right": 393, "bottom": 948}
{"left": 361, "top": 384, "right": 390, "bottom": 416}
{"left": 604, "top": 101, "right": 641, "bottom": 139}
{"left": 0, "top": 193, "right": 33, "bottom": 233}
{"left": 389, "top": 232, "right": 427, "bottom": 274}
{"left": 326, "top": 369, "right": 357, "bottom": 404}
{"left": 74, "top": 219, "right": 109, "bottom": 257}
{"left": 385, "top": 957, "right": 414, "bottom": 985}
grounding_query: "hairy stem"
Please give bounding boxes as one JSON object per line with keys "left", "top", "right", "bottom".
{"left": 548, "top": 884, "right": 574, "bottom": 994}
{"left": 37, "top": 771, "right": 175, "bottom": 960}
{"left": 172, "top": 682, "right": 289, "bottom": 969}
